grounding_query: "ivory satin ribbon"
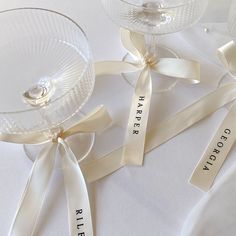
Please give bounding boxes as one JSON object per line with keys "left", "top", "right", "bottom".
{"left": 190, "top": 41, "right": 236, "bottom": 191}
{"left": 82, "top": 83, "right": 236, "bottom": 184}
{"left": 6, "top": 106, "right": 112, "bottom": 236}
{"left": 5, "top": 36, "right": 236, "bottom": 236}
{"left": 83, "top": 40, "right": 236, "bottom": 186}
{"left": 96, "top": 28, "right": 200, "bottom": 166}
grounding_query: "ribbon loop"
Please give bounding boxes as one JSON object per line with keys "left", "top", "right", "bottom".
{"left": 154, "top": 58, "right": 200, "bottom": 83}
{"left": 7, "top": 106, "right": 112, "bottom": 236}
{"left": 121, "top": 29, "right": 146, "bottom": 60}
{"left": 96, "top": 28, "right": 200, "bottom": 166}
{"left": 61, "top": 105, "right": 112, "bottom": 139}
{"left": 218, "top": 41, "right": 236, "bottom": 76}
{"left": 95, "top": 61, "right": 143, "bottom": 77}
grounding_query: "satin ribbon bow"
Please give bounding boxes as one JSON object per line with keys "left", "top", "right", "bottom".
{"left": 190, "top": 41, "right": 236, "bottom": 191}
{"left": 96, "top": 28, "right": 200, "bottom": 166}
{"left": 82, "top": 45, "right": 236, "bottom": 186}
{"left": 5, "top": 106, "right": 112, "bottom": 236}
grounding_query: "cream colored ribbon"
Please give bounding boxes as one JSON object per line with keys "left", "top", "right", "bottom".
{"left": 6, "top": 39, "right": 236, "bottom": 236}
{"left": 218, "top": 40, "right": 236, "bottom": 76}
{"left": 190, "top": 41, "right": 236, "bottom": 191}
{"left": 95, "top": 28, "right": 200, "bottom": 166}
{"left": 82, "top": 83, "right": 236, "bottom": 184}
{"left": 80, "top": 43, "right": 236, "bottom": 188}
{"left": 6, "top": 106, "right": 112, "bottom": 236}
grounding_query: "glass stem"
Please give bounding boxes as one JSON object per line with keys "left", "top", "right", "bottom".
{"left": 146, "top": 34, "right": 158, "bottom": 58}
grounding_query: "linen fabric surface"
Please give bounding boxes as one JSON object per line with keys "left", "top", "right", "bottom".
{"left": 0, "top": 0, "right": 235, "bottom": 236}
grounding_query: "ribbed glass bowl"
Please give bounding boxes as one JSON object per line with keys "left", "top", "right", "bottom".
{"left": 0, "top": 8, "right": 94, "bottom": 134}
{"left": 228, "top": 0, "right": 236, "bottom": 41}
{"left": 101, "top": 0, "right": 208, "bottom": 35}
{"left": 217, "top": 0, "right": 236, "bottom": 92}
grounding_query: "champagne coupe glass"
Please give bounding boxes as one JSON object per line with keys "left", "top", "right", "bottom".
{"left": 181, "top": 0, "right": 232, "bottom": 65}
{"left": 101, "top": 0, "right": 208, "bottom": 92}
{"left": 218, "top": 0, "right": 236, "bottom": 89}
{"left": 0, "top": 8, "right": 95, "bottom": 163}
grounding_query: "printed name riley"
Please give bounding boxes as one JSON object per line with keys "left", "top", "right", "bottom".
{"left": 76, "top": 209, "right": 85, "bottom": 236}
{"left": 203, "top": 128, "right": 231, "bottom": 171}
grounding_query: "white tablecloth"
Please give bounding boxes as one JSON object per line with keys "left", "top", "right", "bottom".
{"left": 0, "top": 0, "right": 235, "bottom": 235}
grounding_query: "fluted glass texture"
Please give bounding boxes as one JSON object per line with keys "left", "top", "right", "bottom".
{"left": 0, "top": 8, "right": 94, "bottom": 134}
{"left": 101, "top": 0, "right": 208, "bottom": 35}
{"left": 228, "top": 1, "right": 236, "bottom": 40}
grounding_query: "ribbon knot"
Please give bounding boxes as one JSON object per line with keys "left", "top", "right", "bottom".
{"left": 95, "top": 28, "right": 200, "bottom": 166}
{"left": 5, "top": 105, "right": 112, "bottom": 236}
{"left": 49, "top": 127, "right": 64, "bottom": 143}
{"left": 79, "top": 41, "right": 236, "bottom": 187}
{"left": 144, "top": 54, "right": 159, "bottom": 68}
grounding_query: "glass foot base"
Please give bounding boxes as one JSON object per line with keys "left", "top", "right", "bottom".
{"left": 181, "top": 23, "right": 230, "bottom": 65}
{"left": 24, "top": 132, "right": 95, "bottom": 167}
{"left": 122, "top": 45, "right": 179, "bottom": 93}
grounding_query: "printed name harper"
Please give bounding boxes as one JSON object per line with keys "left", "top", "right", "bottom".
{"left": 203, "top": 128, "right": 231, "bottom": 171}
{"left": 133, "top": 96, "right": 145, "bottom": 135}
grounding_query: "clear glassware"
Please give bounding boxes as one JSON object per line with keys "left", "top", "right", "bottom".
{"left": 101, "top": 0, "right": 208, "bottom": 92}
{"left": 180, "top": 0, "right": 232, "bottom": 65}
{"left": 0, "top": 8, "right": 95, "bottom": 162}
{"left": 228, "top": 0, "right": 236, "bottom": 41}
{"left": 217, "top": 1, "right": 236, "bottom": 90}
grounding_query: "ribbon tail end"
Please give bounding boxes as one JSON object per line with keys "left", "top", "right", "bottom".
{"left": 188, "top": 175, "right": 211, "bottom": 192}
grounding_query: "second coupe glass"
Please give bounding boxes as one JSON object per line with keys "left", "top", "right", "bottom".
{"left": 217, "top": 0, "right": 236, "bottom": 89}
{"left": 101, "top": 0, "right": 208, "bottom": 92}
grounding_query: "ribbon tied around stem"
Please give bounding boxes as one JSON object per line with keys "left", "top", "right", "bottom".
{"left": 95, "top": 28, "right": 200, "bottom": 166}
{"left": 4, "top": 33, "right": 236, "bottom": 236}
{"left": 5, "top": 105, "right": 112, "bottom": 236}
{"left": 81, "top": 43, "right": 236, "bottom": 186}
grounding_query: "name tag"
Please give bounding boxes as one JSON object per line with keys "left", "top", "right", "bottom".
{"left": 190, "top": 102, "right": 236, "bottom": 191}
{"left": 122, "top": 67, "right": 152, "bottom": 166}
{"left": 202, "top": 128, "right": 231, "bottom": 171}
